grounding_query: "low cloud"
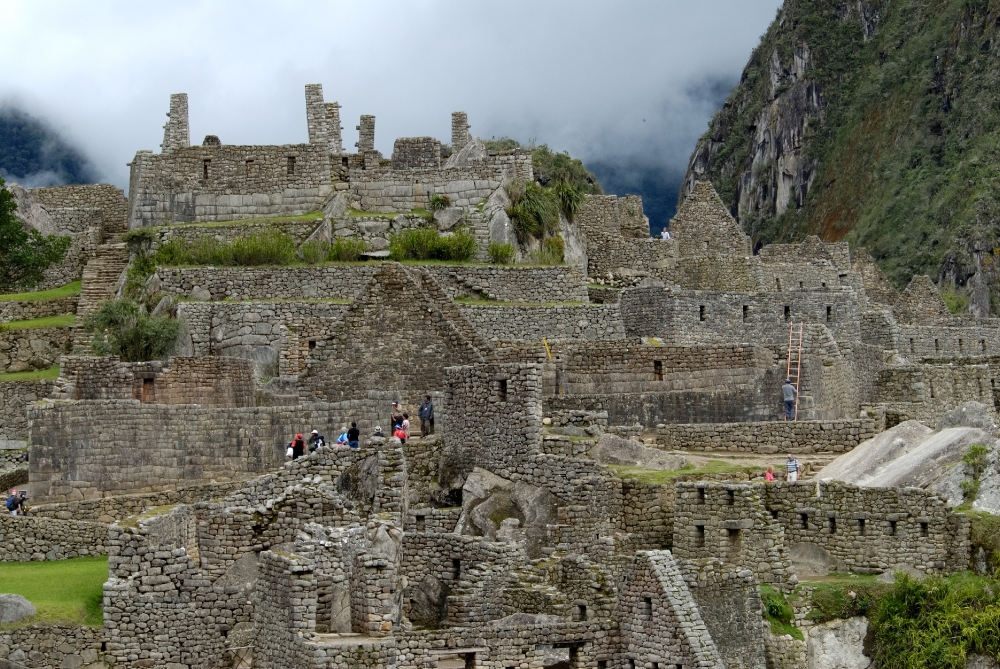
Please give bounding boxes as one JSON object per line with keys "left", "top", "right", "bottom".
{"left": 0, "top": 0, "right": 779, "bottom": 220}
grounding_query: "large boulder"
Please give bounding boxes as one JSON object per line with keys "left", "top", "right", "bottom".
{"left": 789, "top": 542, "right": 839, "bottom": 578}
{"left": 403, "top": 574, "right": 449, "bottom": 628}
{"left": 5, "top": 182, "right": 56, "bottom": 235}
{"left": 936, "top": 402, "right": 999, "bottom": 431}
{"left": 590, "top": 433, "right": 687, "bottom": 471}
{"left": 806, "top": 617, "right": 871, "bottom": 669}
{"left": 0, "top": 594, "right": 36, "bottom": 624}
{"left": 443, "top": 137, "right": 487, "bottom": 168}
{"left": 433, "top": 207, "right": 464, "bottom": 232}
{"left": 454, "top": 467, "right": 562, "bottom": 557}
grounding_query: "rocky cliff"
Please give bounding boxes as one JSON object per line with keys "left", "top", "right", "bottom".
{"left": 683, "top": 0, "right": 1000, "bottom": 299}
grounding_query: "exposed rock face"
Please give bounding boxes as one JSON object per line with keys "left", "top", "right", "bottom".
{"left": 0, "top": 594, "right": 36, "bottom": 624}
{"left": 591, "top": 433, "right": 687, "bottom": 470}
{"left": 790, "top": 542, "right": 839, "bottom": 578}
{"left": 403, "top": 574, "right": 449, "bottom": 628}
{"left": 443, "top": 136, "right": 487, "bottom": 169}
{"left": 4, "top": 182, "right": 56, "bottom": 235}
{"left": 455, "top": 467, "right": 561, "bottom": 557}
{"left": 806, "top": 617, "right": 871, "bottom": 669}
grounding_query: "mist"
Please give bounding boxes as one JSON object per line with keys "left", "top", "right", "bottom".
{"left": 0, "top": 1, "right": 781, "bottom": 230}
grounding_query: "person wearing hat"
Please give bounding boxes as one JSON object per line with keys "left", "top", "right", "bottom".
{"left": 781, "top": 378, "right": 797, "bottom": 421}
{"left": 309, "top": 429, "right": 326, "bottom": 451}
{"left": 291, "top": 433, "right": 306, "bottom": 459}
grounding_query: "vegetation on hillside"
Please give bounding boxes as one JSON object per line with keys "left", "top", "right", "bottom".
{"left": 689, "top": 0, "right": 1000, "bottom": 290}
{"left": 0, "top": 176, "right": 71, "bottom": 293}
{"left": 483, "top": 137, "right": 603, "bottom": 195}
{"left": 388, "top": 227, "right": 477, "bottom": 262}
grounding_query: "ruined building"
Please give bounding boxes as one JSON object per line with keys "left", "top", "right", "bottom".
{"left": 0, "top": 84, "right": 996, "bottom": 669}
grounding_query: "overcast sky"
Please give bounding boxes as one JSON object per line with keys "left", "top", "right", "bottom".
{"left": 0, "top": 0, "right": 781, "bottom": 226}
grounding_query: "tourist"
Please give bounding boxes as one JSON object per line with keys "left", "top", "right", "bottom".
{"left": 785, "top": 454, "right": 800, "bottom": 482}
{"left": 781, "top": 378, "right": 797, "bottom": 421}
{"left": 391, "top": 402, "right": 404, "bottom": 432}
{"left": 373, "top": 425, "right": 384, "bottom": 439}
{"left": 419, "top": 395, "right": 434, "bottom": 437}
{"left": 347, "top": 422, "right": 360, "bottom": 450}
{"left": 292, "top": 433, "right": 306, "bottom": 459}
{"left": 402, "top": 413, "right": 410, "bottom": 442}
{"left": 765, "top": 465, "right": 775, "bottom": 482}
{"left": 660, "top": 229, "right": 671, "bottom": 240}
{"left": 6, "top": 489, "right": 20, "bottom": 516}
{"left": 336, "top": 425, "right": 349, "bottom": 446}
{"left": 309, "top": 429, "right": 326, "bottom": 451}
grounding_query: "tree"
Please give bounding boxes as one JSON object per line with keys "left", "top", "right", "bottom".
{"left": 0, "top": 176, "right": 71, "bottom": 293}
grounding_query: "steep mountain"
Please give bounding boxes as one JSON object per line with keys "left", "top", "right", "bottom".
{"left": 0, "top": 107, "right": 97, "bottom": 187}
{"left": 682, "top": 0, "right": 1000, "bottom": 298}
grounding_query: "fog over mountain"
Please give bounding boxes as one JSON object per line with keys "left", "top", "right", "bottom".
{"left": 0, "top": 1, "right": 781, "bottom": 230}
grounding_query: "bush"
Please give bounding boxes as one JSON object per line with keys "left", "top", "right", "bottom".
{"left": 84, "top": 300, "right": 179, "bottom": 362}
{"left": 389, "top": 227, "right": 478, "bottom": 262}
{"left": 299, "top": 240, "right": 327, "bottom": 265}
{"left": 428, "top": 193, "right": 451, "bottom": 212}
{"left": 506, "top": 181, "right": 559, "bottom": 243}
{"left": 153, "top": 229, "right": 297, "bottom": 266}
{"left": 553, "top": 179, "right": 584, "bottom": 221}
{"left": 530, "top": 236, "right": 565, "bottom": 265}
{"left": 327, "top": 237, "right": 367, "bottom": 262}
{"left": 488, "top": 242, "right": 516, "bottom": 265}
{"left": 760, "top": 585, "right": 802, "bottom": 640}
{"left": 943, "top": 289, "right": 969, "bottom": 315}
{"left": 0, "top": 176, "right": 71, "bottom": 293}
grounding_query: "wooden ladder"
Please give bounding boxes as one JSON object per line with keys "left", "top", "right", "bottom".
{"left": 785, "top": 322, "right": 804, "bottom": 421}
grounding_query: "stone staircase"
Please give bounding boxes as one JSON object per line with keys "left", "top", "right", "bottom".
{"left": 404, "top": 266, "right": 495, "bottom": 362}
{"left": 72, "top": 242, "right": 129, "bottom": 350}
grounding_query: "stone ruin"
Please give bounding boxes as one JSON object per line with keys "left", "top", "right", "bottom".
{"left": 1, "top": 84, "right": 999, "bottom": 669}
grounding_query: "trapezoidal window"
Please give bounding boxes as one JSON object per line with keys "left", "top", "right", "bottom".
{"left": 245, "top": 159, "right": 254, "bottom": 177}
{"left": 859, "top": 518, "right": 866, "bottom": 536}
{"left": 826, "top": 306, "right": 832, "bottom": 322}
{"left": 415, "top": 515, "right": 425, "bottom": 531}
{"left": 889, "top": 520, "right": 897, "bottom": 536}
{"left": 742, "top": 305, "right": 749, "bottom": 322}
{"left": 828, "top": 517, "right": 837, "bottom": 534}
{"left": 727, "top": 528, "right": 741, "bottom": 543}
{"left": 784, "top": 306, "right": 791, "bottom": 322}
{"left": 641, "top": 597, "right": 653, "bottom": 620}
{"left": 497, "top": 379, "right": 508, "bottom": 403}
{"left": 202, "top": 159, "right": 210, "bottom": 179}
{"left": 920, "top": 522, "right": 929, "bottom": 537}
{"left": 694, "top": 525, "right": 705, "bottom": 547}
{"left": 654, "top": 360, "right": 663, "bottom": 381}
{"left": 287, "top": 156, "right": 296, "bottom": 175}
{"left": 699, "top": 305, "right": 706, "bottom": 321}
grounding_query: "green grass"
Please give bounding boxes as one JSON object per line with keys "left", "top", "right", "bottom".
{"left": 1, "top": 314, "right": 75, "bottom": 330}
{"left": 348, "top": 208, "right": 434, "bottom": 220}
{"left": 0, "top": 281, "right": 81, "bottom": 302}
{"left": 761, "top": 584, "right": 803, "bottom": 640}
{"left": 608, "top": 460, "right": 759, "bottom": 484}
{"left": 0, "top": 365, "right": 60, "bottom": 383}
{"left": 0, "top": 556, "right": 107, "bottom": 628}
{"left": 149, "top": 211, "right": 324, "bottom": 230}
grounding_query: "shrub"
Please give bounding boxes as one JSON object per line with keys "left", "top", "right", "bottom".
{"left": 84, "top": 300, "right": 179, "bottom": 362}
{"left": 428, "top": 193, "right": 451, "bottom": 212}
{"left": 488, "top": 242, "right": 516, "bottom": 265}
{"left": 530, "top": 236, "right": 565, "bottom": 265}
{"left": 299, "top": 240, "right": 327, "bottom": 265}
{"left": 435, "top": 227, "right": 477, "bottom": 262}
{"left": 760, "top": 585, "right": 802, "bottom": 640}
{"left": 961, "top": 444, "right": 990, "bottom": 503}
{"left": 327, "top": 237, "right": 367, "bottom": 262}
{"left": 229, "top": 228, "right": 296, "bottom": 265}
{"left": 942, "top": 289, "right": 969, "bottom": 315}
{"left": 389, "top": 227, "right": 477, "bottom": 262}
{"left": 553, "top": 179, "right": 584, "bottom": 221}
{"left": 153, "top": 229, "right": 296, "bottom": 266}
{"left": 506, "top": 181, "right": 559, "bottom": 243}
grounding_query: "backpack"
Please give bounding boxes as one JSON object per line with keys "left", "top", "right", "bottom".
{"left": 5, "top": 495, "right": 17, "bottom": 511}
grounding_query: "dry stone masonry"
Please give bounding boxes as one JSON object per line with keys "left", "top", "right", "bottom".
{"left": 4, "top": 84, "right": 1000, "bottom": 669}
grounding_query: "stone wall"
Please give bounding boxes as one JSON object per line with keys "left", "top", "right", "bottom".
{"left": 0, "top": 325, "right": 72, "bottom": 373}
{"left": 157, "top": 263, "right": 587, "bottom": 304}
{"left": 872, "top": 363, "right": 994, "bottom": 424}
{"left": 764, "top": 481, "right": 970, "bottom": 574}
{"left": 391, "top": 137, "right": 441, "bottom": 169}
{"left": 36, "top": 209, "right": 102, "bottom": 290}
{"left": 654, "top": 419, "right": 876, "bottom": 454}
{"left": 29, "top": 183, "right": 128, "bottom": 231}
{"left": 897, "top": 322, "right": 1000, "bottom": 359}
{"left": 670, "top": 181, "right": 751, "bottom": 257}
{"left": 0, "top": 295, "right": 79, "bottom": 323}
{"left": 0, "top": 514, "right": 107, "bottom": 561}
{"left": 758, "top": 236, "right": 851, "bottom": 270}
{"left": 347, "top": 151, "right": 531, "bottom": 212}
{"left": 0, "top": 380, "right": 51, "bottom": 441}
{"left": 620, "top": 286, "right": 862, "bottom": 347}
{"left": 28, "top": 400, "right": 286, "bottom": 502}
{"left": 300, "top": 264, "right": 490, "bottom": 402}
{"left": 53, "top": 356, "right": 256, "bottom": 407}
{"left": 0, "top": 626, "right": 107, "bottom": 669}
{"left": 150, "top": 215, "right": 323, "bottom": 247}
{"left": 128, "top": 143, "right": 333, "bottom": 227}
{"left": 457, "top": 304, "right": 625, "bottom": 342}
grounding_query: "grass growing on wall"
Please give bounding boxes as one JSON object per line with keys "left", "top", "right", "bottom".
{"left": 0, "top": 313, "right": 75, "bottom": 330}
{"left": 608, "top": 460, "right": 762, "bottom": 484}
{"left": 0, "top": 280, "right": 81, "bottom": 302}
{"left": 0, "top": 556, "right": 107, "bottom": 628}
{"left": 760, "top": 585, "right": 803, "bottom": 640}
{"left": 0, "top": 364, "right": 60, "bottom": 383}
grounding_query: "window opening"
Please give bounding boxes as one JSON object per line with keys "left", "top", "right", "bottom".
{"left": 245, "top": 159, "right": 254, "bottom": 176}
{"left": 696, "top": 487, "right": 705, "bottom": 504}
{"left": 828, "top": 517, "right": 836, "bottom": 534}
{"left": 859, "top": 519, "right": 866, "bottom": 536}
{"left": 726, "top": 489, "right": 735, "bottom": 505}
{"left": 742, "top": 305, "right": 749, "bottom": 322}
{"left": 415, "top": 515, "right": 425, "bottom": 531}
{"left": 641, "top": 597, "right": 653, "bottom": 620}
{"left": 654, "top": 360, "right": 663, "bottom": 381}
{"left": 287, "top": 156, "right": 296, "bottom": 175}
{"left": 727, "top": 528, "right": 741, "bottom": 542}
{"left": 694, "top": 525, "right": 705, "bottom": 547}
{"left": 452, "top": 558, "right": 461, "bottom": 579}
{"left": 498, "top": 379, "right": 508, "bottom": 402}
{"left": 784, "top": 305, "right": 791, "bottom": 321}
{"left": 202, "top": 159, "right": 210, "bottom": 179}
{"left": 889, "top": 521, "right": 897, "bottom": 536}
{"left": 800, "top": 513, "right": 808, "bottom": 529}
{"left": 920, "top": 522, "right": 929, "bottom": 537}
{"left": 826, "top": 306, "right": 832, "bottom": 322}
{"left": 699, "top": 305, "right": 706, "bottom": 321}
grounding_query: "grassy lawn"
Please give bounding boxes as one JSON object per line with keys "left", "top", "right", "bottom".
{"left": 0, "top": 556, "right": 107, "bottom": 628}
{"left": 609, "top": 460, "right": 763, "bottom": 484}
{"left": 0, "top": 281, "right": 81, "bottom": 302}
{"left": 148, "top": 212, "right": 324, "bottom": 230}
{"left": 0, "top": 365, "right": 60, "bottom": 383}
{"left": 1, "top": 314, "right": 76, "bottom": 330}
